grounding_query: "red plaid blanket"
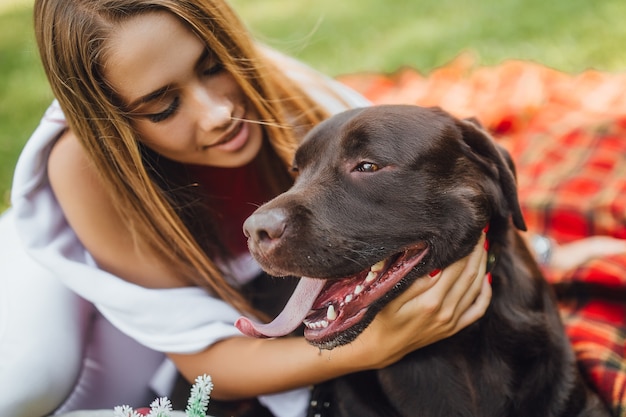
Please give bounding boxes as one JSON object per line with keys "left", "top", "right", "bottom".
{"left": 338, "top": 54, "right": 626, "bottom": 416}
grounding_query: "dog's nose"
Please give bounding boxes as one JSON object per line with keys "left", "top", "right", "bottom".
{"left": 243, "top": 208, "right": 288, "bottom": 246}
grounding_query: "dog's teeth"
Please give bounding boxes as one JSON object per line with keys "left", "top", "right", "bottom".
{"left": 345, "top": 294, "right": 353, "bottom": 303}
{"left": 365, "top": 270, "right": 377, "bottom": 283}
{"left": 304, "top": 320, "right": 329, "bottom": 330}
{"left": 326, "top": 305, "right": 337, "bottom": 321}
{"left": 354, "top": 285, "right": 364, "bottom": 295}
{"left": 371, "top": 260, "right": 385, "bottom": 272}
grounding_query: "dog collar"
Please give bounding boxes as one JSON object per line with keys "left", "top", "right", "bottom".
{"left": 486, "top": 248, "right": 498, "bottom": 273}
{"left": 484, "top": 223, "right": 497, "bottom": 274}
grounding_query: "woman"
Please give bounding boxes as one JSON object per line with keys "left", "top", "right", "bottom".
{"left": 0, "top": 0, "right": 492, "bottom": 416}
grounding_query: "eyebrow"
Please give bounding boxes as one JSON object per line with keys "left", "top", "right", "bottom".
{"left": 126, "top": 48, "right": 212, "bottom": 111}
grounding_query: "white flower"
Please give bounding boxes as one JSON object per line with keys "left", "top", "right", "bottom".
{"left": 113, "top": 405, "right": 142, "bottom": 417}
{"left": 147, "top": 397, "right": 173, "bottom": 417}
{"left": 185, "top": 374, "right": 214, "bottom": 417}
{"left": 114, "top": 374, "right": 214, "bottom": 417}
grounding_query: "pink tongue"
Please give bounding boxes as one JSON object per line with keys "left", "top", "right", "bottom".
{"left": 235, "top": 277, "right": 325, "bottom": 338}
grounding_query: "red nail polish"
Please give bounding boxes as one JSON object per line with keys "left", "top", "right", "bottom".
{"left": 487, "top": 272, "right": 492, "bottom": 285}
{"left": 429, "top": 269, "right": 441, "bottom": 277}
{"left": 484, "top": 239, "right": 490, "bottom": 251}
{"left": 483, "top": 224, "right": 490, "bottom": 233}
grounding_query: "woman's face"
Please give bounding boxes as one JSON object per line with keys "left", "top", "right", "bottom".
{"left": 103, "top": 11, "right": 263, "bottom": 167}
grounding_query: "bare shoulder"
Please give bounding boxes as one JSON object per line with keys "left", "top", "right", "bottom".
{"left": 48, "top": 129, "right": 106, "bottom": 228}
{"left": 48, "top": 130, "right": 187, "bottom": 288}
{"left": 48, "top": 129, "right": 97, "bottom": 195}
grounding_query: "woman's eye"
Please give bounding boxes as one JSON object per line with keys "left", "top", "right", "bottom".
{"left": 354, "top": 162, "right": 380, "bottom": 173}
{"left": 147, "top": 96, "right": 180, "bottom": 123}
{"left": 203, "top": 62, "right": 224, "bottom": 77}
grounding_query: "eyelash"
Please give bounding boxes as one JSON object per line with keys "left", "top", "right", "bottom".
{"left": 147, "top": 61, "right": 224, "bottom": 123}
{"left": 148, "top": 96, "right": 180, "bottom": 123}
{"left": 204, "top": 62, "right": 224, "bottom": 76}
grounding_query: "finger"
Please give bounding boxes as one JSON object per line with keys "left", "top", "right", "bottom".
{"left": 453, "top": 238, "right": 489, "bottom": 312}
{"left": 451, "top": 255, "right": 489, "bottom": 323}
{"left": 392, "top": 233, "right": 487, "bottom": 320}
{"left": 429, "top": 236, "right": 488, "bottom": 329}
{"left": 388, "top": 257, "right": 470, "bottom": 314}
{"left": 387, "top": 232, "right": 487, "bottom": 318}
{"left": 387, "top": 260, "right": 457, "bottom": 309}
{"left": 454, "top": 274, "right": 492, "bottom": 330}
{"left": 426, "top": 233, "right": 488, "bottom": 311}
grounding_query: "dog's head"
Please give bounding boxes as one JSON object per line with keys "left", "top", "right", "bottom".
{"left": 237, "top": 105, "right": 526, "bottom": 349}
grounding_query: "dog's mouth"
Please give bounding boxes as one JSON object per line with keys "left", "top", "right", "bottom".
{"left": 302, "top": 243, "right": 429, "bottom": 344}
{"left": 235, "top": 243, "right": 429, "bottom": 348}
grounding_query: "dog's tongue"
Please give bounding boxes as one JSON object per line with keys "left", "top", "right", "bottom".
{"left": 235, "top": 277, "right": 325, "bottom": 338}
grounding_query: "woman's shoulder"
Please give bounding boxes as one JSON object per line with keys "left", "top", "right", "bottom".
{"left": 48, "top": 129, "right": 90, "bottom": 181}
{"left": 47, "top": 129, "right": 120, "bottom": 269}
{"left": 48, "top": 129, "right": 101, "bottom": 206}
{"left": 48, "top": 129, "right": 108, "bottom": 216}
{"left": 48, "top": 130, "right": 188, "bottom": 289}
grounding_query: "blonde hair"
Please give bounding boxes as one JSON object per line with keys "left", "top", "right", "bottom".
{"left": 34, "top": 0, "right": 330, "bottom": 316}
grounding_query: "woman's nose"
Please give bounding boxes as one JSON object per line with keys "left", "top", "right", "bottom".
{"left": 190, "top": 84, "right": 232, "bottom": 132}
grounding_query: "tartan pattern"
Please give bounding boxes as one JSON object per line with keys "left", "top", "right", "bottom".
{"left": 515, "top": 122, "right": 626, "bottom": 293}
{"left": 561, "top": 301, "right": 626, "bottom": 417}
{"left": 338, "top": 55, "right": 626, "bottom": 416}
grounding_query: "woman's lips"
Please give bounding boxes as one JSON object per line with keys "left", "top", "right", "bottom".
{"left": 202, "top": 119, "right": 249, "bottom": 152}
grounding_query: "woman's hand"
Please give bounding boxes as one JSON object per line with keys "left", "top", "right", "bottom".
{"left": 338, "top": 233, "right": 491, "bottom": 370}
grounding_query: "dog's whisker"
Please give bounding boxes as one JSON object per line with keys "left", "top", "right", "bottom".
{"left": 231, "top": 116, "right": 289, "bottom": 129}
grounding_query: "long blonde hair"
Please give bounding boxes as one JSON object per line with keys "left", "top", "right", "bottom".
{"left": 34, "top": 0, "right": 330, "bottom": 316}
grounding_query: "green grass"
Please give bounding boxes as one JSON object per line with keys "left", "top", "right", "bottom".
{"left": 3, "top": 0, "right": 626, "bottom": 210}
{"left": 231, "top": 0, "right": 626, "bottom": 75}
{"left": 0, "top": 2, "right": 52, "bottom": 210}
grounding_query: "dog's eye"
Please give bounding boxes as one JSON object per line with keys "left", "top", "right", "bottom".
{"left": 354, "top": 162, "right": 380, "bottom": 173}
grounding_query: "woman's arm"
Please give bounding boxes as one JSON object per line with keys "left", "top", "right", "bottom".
{"left": 526, "top": 233, "right": 626, "bottom": 271}
{"left": 551, "top": 236, "right": 626, "bottom": 270}
{"left": 170, "top": 234, "right": 490, "bottom": 400}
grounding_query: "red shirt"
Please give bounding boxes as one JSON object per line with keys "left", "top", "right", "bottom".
{"left": 188, "top": 162, "right": 272, "bottom": 256}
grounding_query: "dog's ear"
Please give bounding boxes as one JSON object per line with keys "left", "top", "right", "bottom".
{"left": 463, "top": 116, "right": 484, "bottom": 128}
{"left": 458, "top": 118, "right": 527, "bottom": 231}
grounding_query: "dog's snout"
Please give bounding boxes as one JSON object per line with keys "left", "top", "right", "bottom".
{"left": 243, "top": 208, "right": 288, "bottom": 246}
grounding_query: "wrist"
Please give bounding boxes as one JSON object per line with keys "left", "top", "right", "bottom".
{"left": 330, "top": 323, "right": 401, "bottom": 371}
{"left": 530, "top": 234, "right": 554, "bottom": 266}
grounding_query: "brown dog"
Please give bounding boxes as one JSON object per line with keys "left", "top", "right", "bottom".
{"left": 237, "top": 105, "right": 609, "bottom": 416}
